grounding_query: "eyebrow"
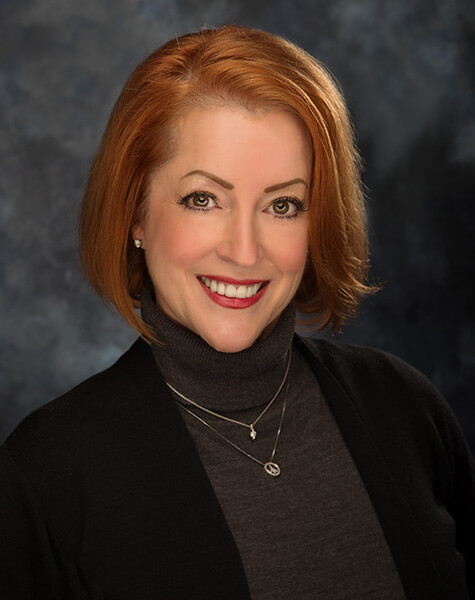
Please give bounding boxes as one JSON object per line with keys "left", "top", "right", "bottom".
{"left": 181, "top": 170, "right": 234, "bottom": 190}
{"left": 264, "top": 178, "right": 308, "bottom": 193}
{"left": 182, "top": 170, "right": 308, "bottom": 194}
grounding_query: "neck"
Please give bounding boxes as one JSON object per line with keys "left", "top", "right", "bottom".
{"left": 140, "top": 284, "right": 296, "bottom": 412}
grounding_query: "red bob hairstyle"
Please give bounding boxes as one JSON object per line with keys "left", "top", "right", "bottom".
{"left": 79, "top": 25, "right": 376, "bottom": 341}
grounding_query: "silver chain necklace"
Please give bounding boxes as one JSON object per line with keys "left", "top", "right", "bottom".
{"left": 177, "top": 380, "right": 289, "bottom": 477}
{"left": 166, "top": 346, "right": 292, "bottom": 441}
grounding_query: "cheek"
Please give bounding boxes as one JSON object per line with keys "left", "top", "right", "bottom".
{"left": 148, "top": 214, "right": 215, "bottom": 266}
{"left": 269, "top": 227, "right": 309, "bottom": 275}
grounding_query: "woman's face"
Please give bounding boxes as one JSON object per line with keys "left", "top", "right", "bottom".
{"left": 134, "top": 106, "right": 312, "bottom": 352}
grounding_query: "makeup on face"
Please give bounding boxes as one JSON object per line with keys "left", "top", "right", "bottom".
{"left": 197, "top": 275, "right": 270, "bottom": 309}
{"left": 133, "top": 106, "right": 312, "bottom": 352}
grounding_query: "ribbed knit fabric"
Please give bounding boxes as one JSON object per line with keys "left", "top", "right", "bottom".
{"left": 142, "top": 287, "right": 406, "bottom": 599}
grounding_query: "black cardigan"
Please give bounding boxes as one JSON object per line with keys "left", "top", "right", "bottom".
{"left": 0, "top": 336, "right": 474, "bottom": 599}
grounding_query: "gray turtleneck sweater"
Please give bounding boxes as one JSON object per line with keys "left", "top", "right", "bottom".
{"left": 141, "top": 288, "right": 406, "bottom": 599}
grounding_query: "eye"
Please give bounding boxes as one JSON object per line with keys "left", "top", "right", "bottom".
{"left": 268, "top": 197, "right": 306, "bottom": 219}
{"left": 273, "top": 199, "right": 293, "bottom": 215}
{"left": 177, "top": 191, "right": 217, "bottom": 211}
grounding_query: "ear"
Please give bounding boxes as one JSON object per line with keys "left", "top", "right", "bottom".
{"left": 131, "top": 224, "right": 145, "bottom": 248}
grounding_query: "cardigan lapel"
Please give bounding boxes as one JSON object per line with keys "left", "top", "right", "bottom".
{"left": 117, "top": 339, "right": 252, "bottom": 599}
{"left": 296, "top": 336, "right": 447, "bottom": 600}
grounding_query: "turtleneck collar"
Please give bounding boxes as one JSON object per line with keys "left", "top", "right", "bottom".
{"left": 141, "top": 284, "right": 296, "bottom": 413}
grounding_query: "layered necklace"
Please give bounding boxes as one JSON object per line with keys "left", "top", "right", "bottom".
{"left": 166, "top": 347, "right": 292, "bottom": 477}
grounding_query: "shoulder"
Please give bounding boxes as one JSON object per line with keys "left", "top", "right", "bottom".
{"left": 4, "top": 339, "right": 155, "bottom": 469}
{"left": 297, "top": 335, "right": 439, "bottom": 399}
{"left": 295, "top": 335, "right": 454, "bottom": 448}
{"left": 296, "top": 336, "right": 475, "bottom": 476}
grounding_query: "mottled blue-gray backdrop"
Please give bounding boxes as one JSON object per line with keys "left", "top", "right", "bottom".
{"left": 1, "top": 0, "right": 474, "bottom": 449}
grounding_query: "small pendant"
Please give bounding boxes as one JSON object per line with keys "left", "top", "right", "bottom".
{"left": 249, "top": 425, "right": 257, "bottom": 440}
{"left": 264, "top": 462, "right": 280, "bottom": 477}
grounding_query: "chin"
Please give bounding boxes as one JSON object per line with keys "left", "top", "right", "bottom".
{"left": 205, "top": 337, "right": 258, "bottom": 354}
{"left": 200, "top": 327, "right": 262, "bottom": 354}
{"left": 195, "top": 312, "right": 282, "bottom": 353}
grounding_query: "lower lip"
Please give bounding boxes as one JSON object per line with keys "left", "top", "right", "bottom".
{"left": 197, "top": 278, "right": 268, "bottom": 309}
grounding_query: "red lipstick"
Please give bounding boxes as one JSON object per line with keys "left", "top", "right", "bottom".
{"left": 196, "top": 276, "right": 269, "bottom": 309}
{"left": 197, "top": 275, "right": 266, "bottom": 285}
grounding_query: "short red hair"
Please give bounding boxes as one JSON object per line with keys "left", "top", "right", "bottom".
{"left": 79, "top": 25, "right": 376, "bottom": 341}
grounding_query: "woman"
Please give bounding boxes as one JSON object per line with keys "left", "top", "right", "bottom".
{"left": 1, "top": 25, "right": 473, "bottom": 599}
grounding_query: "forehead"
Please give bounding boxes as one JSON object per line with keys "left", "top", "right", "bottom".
{"left": 160, "top": 105, "right": 313, "bottom": 183}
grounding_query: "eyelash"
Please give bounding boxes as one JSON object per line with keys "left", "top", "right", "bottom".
{"left": 269, "top": 197, "right": 307, "bottom": 219}
{"left": 177, "top": 191, "right": 218, "bottom": 212}
{"left": 177, "top": 191, "right": 307, "bottom": 219}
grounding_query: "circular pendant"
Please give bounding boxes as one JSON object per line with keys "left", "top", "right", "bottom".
{"left": 264, "top": 462, "right": 280, "bottom": 477}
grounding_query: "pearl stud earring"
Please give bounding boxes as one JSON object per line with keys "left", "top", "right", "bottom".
{"left": 134, "top": 239, "right": 143, "bottom": 248}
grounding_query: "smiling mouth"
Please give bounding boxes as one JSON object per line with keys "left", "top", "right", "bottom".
{"left": 198, "top": 276, "right": 267, "bottom": 299}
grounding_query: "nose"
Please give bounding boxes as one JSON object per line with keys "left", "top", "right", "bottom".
{"left": 216, "top": 210, "right": 263, "bottom": 267}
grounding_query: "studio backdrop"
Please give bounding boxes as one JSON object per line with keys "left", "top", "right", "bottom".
{"left": 1, "top": 0, "right": 474, "bottom": 449}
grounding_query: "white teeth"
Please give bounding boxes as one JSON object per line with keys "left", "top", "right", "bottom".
{"left": 236, "top": 285, "right": 247, "bottom": 299}
{"left": 226, "top": 284, "right": 237, "bottom": 298}
{"left": 247, "top": 285, "right": 257, "bottom": 298}
{"left": 200, "top": 277, "right": 264, "bottom": 299}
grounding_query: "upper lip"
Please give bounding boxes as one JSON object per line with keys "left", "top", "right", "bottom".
{"left": 197, "top": 275, "right": 269, "bottom": 285}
